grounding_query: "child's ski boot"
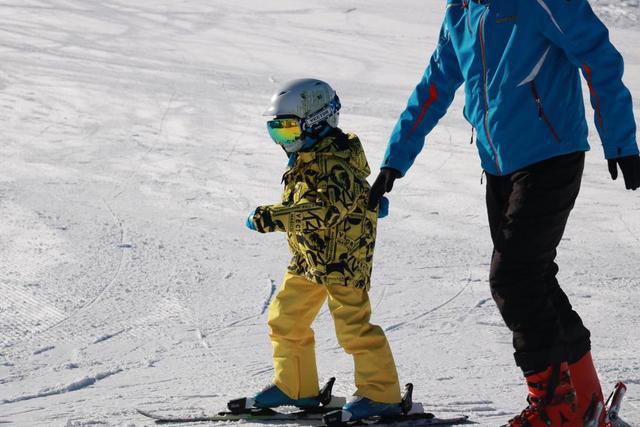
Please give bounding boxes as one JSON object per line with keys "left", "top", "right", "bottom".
{"left": 342, "top": 396, "right": 402, "bottom": 419}
{"left": 324, "top": 383, "right": 416, "bottom": 426}
{"left": 227, "top": 377, "right": 344, "bottom": 414}
{"left": 253, "top": 384, "right": 321, "bottom": 409}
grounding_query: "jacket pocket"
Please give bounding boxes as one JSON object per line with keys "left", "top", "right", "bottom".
{"left": 530, "top": 81, "right": 561, "bottom": 144}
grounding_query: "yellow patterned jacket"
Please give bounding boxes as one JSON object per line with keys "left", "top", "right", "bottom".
{"left": 253, "top": 130, "right": 377, "bottom": 290}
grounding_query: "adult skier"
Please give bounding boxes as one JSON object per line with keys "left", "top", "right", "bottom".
{"left": 246, "top": 79, "right": 403, "bottom": 422}
{"left": 367, "top": 1, "right": 639, "bottom": 426}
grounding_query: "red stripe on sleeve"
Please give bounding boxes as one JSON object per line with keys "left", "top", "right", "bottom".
{"left": 582, "top": 64, "right": 604, "bottom": 131}
{"left": 411, "top": 84, "right": 439, "bottom": 133}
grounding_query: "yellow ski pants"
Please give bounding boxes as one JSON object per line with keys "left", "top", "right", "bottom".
{"left": 267, "top": 272, "right": 401, "bottom": 404}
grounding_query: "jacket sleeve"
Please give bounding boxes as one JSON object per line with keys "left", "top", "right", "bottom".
{"left": 253, "top": 160, "right": 367, "bottom": 233}
{"left": 532, "top": 0, "right": 638, "bottom": 159}
{"left": 382, "top": 17, "right": 464, "bottom": 176}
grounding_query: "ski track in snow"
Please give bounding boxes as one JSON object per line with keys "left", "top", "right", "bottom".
{"left": 0, "top": 1, "right": 639, "bottom": 426}
{"left": 260, "top": 278, "right": 277, "bottom": 315}
{"left": 2, "top": 368, "right": 123, "bottom": 405}
{"left": 92, "top": 328, "right": 128, "bottom": 345}
{"left": 28, "top": 199, "right": 128, "bottom": 343}
{"left": 31, "top": 345, "right": 55, "bottom": 356}
{"left": 385, "top": 273, "right": 473, "bottom": 333}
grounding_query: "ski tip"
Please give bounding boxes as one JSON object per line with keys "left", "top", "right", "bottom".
{"left": 136, "top": 408, "right": 161, "bottom": 420}
{"left": 444, "top": 415, "right": 472, "bottom": 425}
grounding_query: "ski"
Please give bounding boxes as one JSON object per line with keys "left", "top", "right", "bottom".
{"left": 137, "top": 381, "right": 470, "bottom": 426}
{"left": 136, "top": 408, "right": 470, "bottom": 425}
{"left": 136, "top": 407, "right": 329, "bottom": 423}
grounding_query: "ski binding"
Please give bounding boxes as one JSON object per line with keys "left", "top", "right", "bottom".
{"left": 323, "top": 383, "right": 470, "bottom": 426}
{"left": 605, "top": 382, "right": 627, "bottom": 426}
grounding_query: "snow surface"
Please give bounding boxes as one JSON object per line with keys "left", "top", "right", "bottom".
{"left": 0, "top": 1, "right": 639, "bottom": 426}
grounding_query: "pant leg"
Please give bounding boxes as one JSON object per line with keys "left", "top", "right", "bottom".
{"left": 268, "top": 272, "right": 328, "bottom": 399}
{"left": 485, "top": 168, "right": 510, "bottom": 245}
{"left": 325, "top": 284, "right": 401, "bottom": 404}
{"left": 546, "top": 263, "right": 591, "bottom": 363}
{"left": 485, "top": 152, "right": 590, "bottom": 373}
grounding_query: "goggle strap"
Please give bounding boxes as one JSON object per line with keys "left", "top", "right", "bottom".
{"left": 302, "top": 96, "right": 341, "bottom": 131}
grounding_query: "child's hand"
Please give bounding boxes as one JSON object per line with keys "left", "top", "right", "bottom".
{"left": 378, "top": 196, "right": 390, "bottom": 219}
{"left": 246, "top": 209, "right": 258, "bottom": 231}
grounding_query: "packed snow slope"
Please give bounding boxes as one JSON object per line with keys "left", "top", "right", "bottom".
{"left": 1, "top": 1, "right": 639, "bottom": 426}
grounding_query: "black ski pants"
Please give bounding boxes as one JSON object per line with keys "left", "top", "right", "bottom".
{"left": 485, "top": 152, "right": 591, "bottom": 374}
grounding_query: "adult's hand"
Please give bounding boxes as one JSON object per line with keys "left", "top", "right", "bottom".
{"left": 608, "top": 155, "right": 640, "bottom": 190}
{"left": 367, "top": 167, "right": 401, "bottom": 210}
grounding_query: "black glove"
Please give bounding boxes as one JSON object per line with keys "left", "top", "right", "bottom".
{"left": 367, "top": 167, "right": 401, "bottom": 210}
{"left": 608, "top": 155, "right": 640, "bottom": 190}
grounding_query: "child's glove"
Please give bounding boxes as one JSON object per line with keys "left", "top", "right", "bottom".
{"left": 378, "top": 196, "right": 389, "bottom": 219}
{"left": 246, "top": 208, "right": 258, "bottom": 231}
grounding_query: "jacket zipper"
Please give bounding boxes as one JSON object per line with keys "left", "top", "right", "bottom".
{"left": 530, "top": 81, "right": 561, "bottom": 144}
{"left": 479, "top": 7, "right": 501, "bottom": 175}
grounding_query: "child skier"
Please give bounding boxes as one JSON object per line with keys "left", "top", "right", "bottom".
{"left": 245, "top": 78, "right": 402, "bottom": 422}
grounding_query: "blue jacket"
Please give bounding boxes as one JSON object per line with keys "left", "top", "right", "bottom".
{"left": 383, "top": 0, "right": 639, "bottom": 176}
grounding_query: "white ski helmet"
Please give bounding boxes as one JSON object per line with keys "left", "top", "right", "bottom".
{"left": 264, "top": 79, "right": 341, "bottom": 152}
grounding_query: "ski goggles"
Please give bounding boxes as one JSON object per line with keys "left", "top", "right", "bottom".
{"left": 266, "top": 96, "right": 341, "bottom": 146}
{"left": 266, "top": 117, "right": 303, "bottom": 146}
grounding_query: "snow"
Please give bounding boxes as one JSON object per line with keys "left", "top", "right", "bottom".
{"left": 0, "top": 0, "right": 638, "bottom": 426}
{"left": 592, "top": 0, "right": 640, "bottom": 26}
{"left": 3, "top": 368, "right": 123, "bottom": 405}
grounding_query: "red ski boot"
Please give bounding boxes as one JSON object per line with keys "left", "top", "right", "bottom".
{"left": 506, "top": 362, "right": 579, "bottom": 427}
{"left": 570, "top": 351, "right": 606, "bottom": 427}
